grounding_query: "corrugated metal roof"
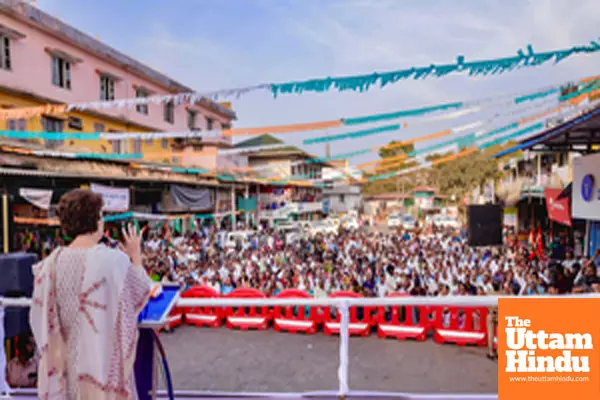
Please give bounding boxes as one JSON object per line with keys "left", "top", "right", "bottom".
{"left": 0, "top": 166, "right": 220, "bottom": 186}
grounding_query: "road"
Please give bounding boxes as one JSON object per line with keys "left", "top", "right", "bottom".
{"left": 160, "top": 325, "right": 498, "bottom": 394}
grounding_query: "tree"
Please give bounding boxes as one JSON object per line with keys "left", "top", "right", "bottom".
{"left": 378, "top": 141, "right": 415, "bottom": 159}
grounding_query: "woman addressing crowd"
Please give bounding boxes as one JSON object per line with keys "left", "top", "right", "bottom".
{"left": 30, "top": 189, "right": 152, "bottom": 399}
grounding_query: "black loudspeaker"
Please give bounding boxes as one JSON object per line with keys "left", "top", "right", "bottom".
{"left": 0, "top": 252, "right": 38, "bottom": 338}
{"left": 467, "top": 205, "right": 503, "bottom": 247}
{"left": 0, "top": 193, "right": 15, "bottom": 253}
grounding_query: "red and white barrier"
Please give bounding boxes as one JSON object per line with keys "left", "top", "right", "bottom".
{"left": 376, "top": 293, "right": 429, "bottom": 341}
{"left": 164, "top": 306, "right": 184, "bottom": 331}
{"left": 272, "top": 289, "right": 319, "bottom": 334}
{"left": 225, "top": 288, "right": 271, "bottom": 330}
{"left": 323, "top": 291, "right": 373, "bottom": 336}
{"left": 432, "top": 306, "right": 487, "bottom": 347}
{"left": 183, "top": 286, "right": 223, "bottom": 328}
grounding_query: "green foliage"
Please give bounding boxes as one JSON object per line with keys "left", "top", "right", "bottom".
{"left": 363, "top": 140, "right": 515, "bottom": 199}
{"left": 378, "top": 141, "right": 415, "bottom": 159}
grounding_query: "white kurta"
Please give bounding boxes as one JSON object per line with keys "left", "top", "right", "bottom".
{"left": 30, "top": 245, "right": 152, "bottom": 400}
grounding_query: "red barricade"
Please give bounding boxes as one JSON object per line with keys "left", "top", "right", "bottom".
{"left": 182, "top": 285, "right": 223, "bottom": 328}
{"left": 164, "top": 306, "right": 184, "bottom": 331}
{"left": 272, "top": 289, "right": 319, "bottom": 334}
{"left": 322, "top": 291, "right": 373, "bottom": 336}
{"left": 225, "top": 288, "right": 271, "bottom": 330}
{"left": 432, "top": 306, "right": 488, "bottom": 346}
{"left": 375, "top": 293, "right": 428, "bottom": 341}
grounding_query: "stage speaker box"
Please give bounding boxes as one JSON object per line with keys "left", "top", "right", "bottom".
{"left": 0, "top": 193, "right": 15, "bottom": 253}
{"left": 0, "top": 252, "right": 38, "bottom": 338}
{"left": 467, "top": 205, "right": 503, "bottom": 247}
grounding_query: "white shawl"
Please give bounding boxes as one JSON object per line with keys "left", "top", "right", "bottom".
{"left": 30, "top": 245, "right": 151, "bottom": 399}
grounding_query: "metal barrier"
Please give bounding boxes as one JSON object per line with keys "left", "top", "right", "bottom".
{"left": 3, "top": 294, "right": 599, "bottom": 399}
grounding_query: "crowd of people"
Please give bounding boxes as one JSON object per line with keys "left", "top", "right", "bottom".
{"left": 141, "top": 222, "right": 600, "bottom": 298}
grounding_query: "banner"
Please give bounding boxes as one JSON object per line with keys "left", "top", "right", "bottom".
{"left": 19, "top": 188, "right": 53, "bottom": 210}
{"left": 170, "top": 184, "right": 214, "bottom": 210}
{"left": 503, "top": 207, "right": 518, "bottom": 227}
{"left": 545, "top": 188, "right": 572, "bottom": 227}
{"left": 91, "top": 183, "right": 130, "bottom": 212}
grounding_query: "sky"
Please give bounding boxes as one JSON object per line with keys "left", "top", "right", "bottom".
{"left": 36, "top": 0, "right": 600, "bottom": 166}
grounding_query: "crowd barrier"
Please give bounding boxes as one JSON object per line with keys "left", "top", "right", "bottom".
{"left": 179, "top": 286, "right": 489, "bottom": 347}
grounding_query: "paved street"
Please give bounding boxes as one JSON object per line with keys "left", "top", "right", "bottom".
{"left": 160, "top": 326, "right": 497, "bottom": 394}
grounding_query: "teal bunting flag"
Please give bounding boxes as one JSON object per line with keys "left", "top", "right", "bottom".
{"left": 171, "top": 167, "right": 210, "bottom": 174}
{"left": 103, "top": 212, "right": 133, "bottom": 222}
{"left": 303, "top": 124, "right": 400, "bottom": 145}
{"left": 514, "top": 88, "right": 559, "bottom": 104}
{"left": 0, "top": 131, "right": 101, "bottom": 140}
{"left": 478, "top": 122, "right": 544, "bottom": 150}
{"left": 75, "top": 153, "right": 144, "bottom": 160}
{"left": 343, "top": 102, "right": 463, "bottom": 125}
{"left": 270, "top": 40, "right": 600, "bottom": 97}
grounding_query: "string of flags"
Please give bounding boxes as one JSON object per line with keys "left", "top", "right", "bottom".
{"left": 0, "top": 39, "right": 597, "bottom": 122}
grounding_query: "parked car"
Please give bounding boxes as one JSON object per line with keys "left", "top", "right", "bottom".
{"left": 309, "top": 221, "right": 337, "bottom": 236}
{"left": 225, "top": 231, "right": 253, "bottom": 250}
{"left": 434, "top": 217, "right": 460, "bottom": 230}
{"left": 276, "top": 222, "right": 304, "bottom": 243}
{"left": 401, "top": 215, "right": 417, "bottom": 230}
{"left": 387, "top": 213, "right": 402, "bottom": 228}
{"left": 343, "top": 218, "right": 360, "bottom": 230}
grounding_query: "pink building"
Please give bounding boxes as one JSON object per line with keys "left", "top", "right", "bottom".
{"left": 0, "top": 0, "right": 236, "bottom": 169}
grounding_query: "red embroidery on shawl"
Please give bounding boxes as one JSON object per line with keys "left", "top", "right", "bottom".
{"left": 78, "top": 374, "right": 130, "bottom": 397}
{"left": 78, "top": 277, "right": 108, "bottom": 333}
{"left": 83, "top": 299, "right": 108, "bottom": 310}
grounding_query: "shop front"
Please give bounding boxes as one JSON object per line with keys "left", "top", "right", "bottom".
{"left": 572, "top": 153, "right": 600, "bottom": 256}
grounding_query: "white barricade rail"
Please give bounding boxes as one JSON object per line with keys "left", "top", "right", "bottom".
{"left": 2, "top": 294, "right": 599, "bottom": 400}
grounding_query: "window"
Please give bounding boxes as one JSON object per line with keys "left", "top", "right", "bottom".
{"left": 161, "top": 138, "right": 169, "bottom": 149}
{"left": 187, "top": 110, "right": 197, "bottom": 130}
{"left": 93, "top": 122, "right": 105, "bottom": 132}
{"left": 0, "top": 36, "right": 11, "bottom": 70}
{"left": 339, "top": 194, "right": 345, "bottom": 203}
{"left": 136, "top": 88, "right": 148, "bottom": 115}
{"left": 205, "top": 117, "right": 214, "bottom": 130}
{"left": 51, "top": 56, "right": 71, "bottom": 89}
{"left": 172, "top": 156, "right": 179, "bottom": 164}
{"left": 164, "top": 101, "right": 174, "bottom": 124}
{"left": 42, "top": 116, "right": 64, "bottom": 149}
{"left": 133, "top": 138, "right": 142, "bottom": 153}
{"left": 6, "top": 118, "right": 25, "bottom": 131}
{"left": 222, "top": 123, "right": 231, "bottom": 131}
{"left": 99, "top": 75, "right": 115, "bottom": 101}
{"left": 112, "top": 139, "right": 123, "bottom": 154}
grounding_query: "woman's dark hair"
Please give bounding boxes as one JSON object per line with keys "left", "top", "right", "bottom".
{"left": 56, "top": 189, "right": 104, "bottom": 239}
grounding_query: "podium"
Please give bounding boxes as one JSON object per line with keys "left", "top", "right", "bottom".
{"left": 135, "top": 283, "right": 181, "bottom": 400}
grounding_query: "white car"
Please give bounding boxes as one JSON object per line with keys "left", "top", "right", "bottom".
{"left": 325, "top": 217, "right": 341, "bottom": 231}
{"left": 343, "top": 218, "right": 359, "bottom": 230}
{"left": 309, "top": 221, "right": 337, "bottom": 236}
{"left": 224, "top": 231, "right": 253, "bottom": 249}
{"left": 387, "top": 214, "right": 402, "bottom": 228}
{"left": 401, "top": 215, "right": 417, "bottom": 230}
{"left": 275, "top": 222, "right": 304, "bottom": 243}
{"left": 435, "top": 217, "right": 460, "bottom": 230}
